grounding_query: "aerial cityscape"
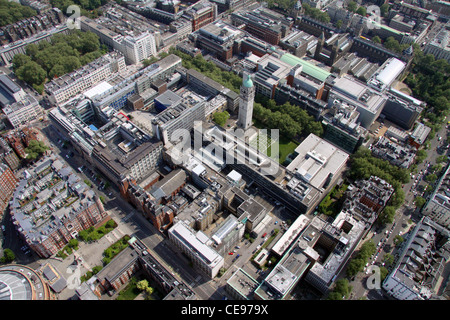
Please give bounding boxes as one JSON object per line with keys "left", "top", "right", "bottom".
{"left": 0, "top": 0, "right": 449, "bottom": 304}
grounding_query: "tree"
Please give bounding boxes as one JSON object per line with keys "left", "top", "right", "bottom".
{"left": 0, "top": 0, "right": 37, "bottom": 27}
{"left": 383, "top": 253, "right": 395, "bottom": 267}
{"left": 136, "top": 279, "right": 149, "bottom": 291}
{"left": 15, "top": 61, "right": 46, "bottom": 87}
{"left": 12, "top": 53, "right": 32, "bottom": 71}
{"left": 336, "top": 20, "right": 343, "bottom": 29}
{"left": 68, "top": 238, "right": 79, "bottom": 248}
{"left": 25, "top": 140, "right": 49, "bottom": 160}
{"left": 379, "top": 206, "right": 396, "bottom": 225}
{"left": 347, "top": 1, "right": 357, "bottom": 12}
{"left": 212, "top": 111, "right": 230, "bottom": 127}
{"left": 356, "top": 6, "right": 367, "bottom": 16}
{"left": 414, "top": 196, "right": 426, "bottom": 209}
{"left": 394, "top": 235, "right": 404, "bottom": 247}
{"left": 426, "top": 174, "right": 437, "bottom": 184}
{"left": 331, "top": 278, "right": 352, "bottom": 299}
{"left": 380, "top": 3, "right": 390, "bottom": 17}
{"left": 106, "top": 219, "right": 116, "bottom": 229}
{"left": 0, "top": 248, "right": 15, "bottom": 263}
{"left": 372, "top": 36, "right": 381, "bottom": 44}
{"left": 327, "top": 291, "right": 343, "bottom": 300}
{"left": 415, "top": 149, "right": 427, "bottom": 164}
{"left": 346, "top": 258, "right": 365, "bottom": 277}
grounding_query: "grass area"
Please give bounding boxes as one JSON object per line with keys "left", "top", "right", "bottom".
{"left": 116, "top": 275, "right": 163, "bottom": 300}
{"left": 102, "top": 235, "right": 131, "bottom": 265}
{"left": 317, "top": 183, "right": 348, "bottom": 217}
{"left": 278, "top": 137, "right": 299, "bottom": 165}
{"left": 252, "top": 119, "right": 299, "bottom": 164}
{"left": 116, "top": 277, "right": 141, "bottom": 301}
{"left": 78, "top": 219, "right": 117, "bottom": 242}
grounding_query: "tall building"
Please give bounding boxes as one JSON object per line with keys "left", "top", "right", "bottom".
{"left": 121, "top": 32, "right": 157, "bottom": 65}
{"left": 238, "top": 74, "right": 255, "bottom": 131}
{"left": 424, "top": 29, "right": 450, "bottom": 63}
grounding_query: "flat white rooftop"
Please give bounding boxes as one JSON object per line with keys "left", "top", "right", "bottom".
{"left": 286, "top": 134, "right": 349, "bottom": 190}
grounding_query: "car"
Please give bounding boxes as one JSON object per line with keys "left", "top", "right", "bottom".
{"left": 228, "top": 252, "right": 233, "bottom": 255}
{"left": 235, "top": 246, "right": 240, "bottom": 249}
{"left": 1, "top": 225, "right": 5, "bottom": 232}
{"left": 108, "top": 192, "right": 113, "bottom": 197}
{"left": 275, "top": 221, "right": 278, "bottom": 225}
{"left": 66, "top": 154, "right": 70, "bottom": 159}
{"left": 262, "top": 232, "right": 267, "bottom": 238}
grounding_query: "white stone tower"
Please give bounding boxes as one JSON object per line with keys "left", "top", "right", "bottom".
{"left": 238, "top": 73, "right": 255, "bottom": 131}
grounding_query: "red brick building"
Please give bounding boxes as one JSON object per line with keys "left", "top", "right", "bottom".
{"left": 0, "top": 163, "right": 17, "bottom": 215}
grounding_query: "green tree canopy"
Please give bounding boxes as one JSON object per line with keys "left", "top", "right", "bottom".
{"left": 356, "top": 6, "right": 367, "bottom": 16}
{"left": 372, "top": 36, "right": 381, "bottom": 44}
{"left": 212, "top": 110, "right": 230, "bottom": 127}
{"left": 0, "top": 248, "right": 15, "bottom": 263}
{"left": 25, "top": 140, "right": 49, "bottom": 160}
{"left": 0, "top": 0, "right": 37, "bottom": 27}
{"left": 347, "top": 1, "right": 357, "bottom": 12}
{"left": 414, "top": 196, "right": 426, "bottom": 209}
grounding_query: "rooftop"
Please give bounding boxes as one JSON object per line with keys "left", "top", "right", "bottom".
{"left": 286, "top": 134, "right": 349, "bottom": 190}
{"left": 280, "top": 53, "right": 331, "bottom": 82}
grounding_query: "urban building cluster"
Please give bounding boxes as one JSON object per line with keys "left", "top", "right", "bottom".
{"left": 0, "top": 73, "right": 42, "bottom": 128}
{"left": 0, "top": 0, "right": 449, "bottom": 302}
{"left": 9, "top": 154, "right": 108, "bottom": 258}
{"left": 0, "top": 7, "right": 65, "bottom": 44}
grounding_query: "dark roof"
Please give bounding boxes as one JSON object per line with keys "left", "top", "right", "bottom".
{"left": 0, "top": 75, "right": 21, "bottom": 93}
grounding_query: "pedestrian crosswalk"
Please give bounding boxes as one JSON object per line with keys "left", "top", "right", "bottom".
{"left": 121, "top": 211, "right": 134, "bottom": 222}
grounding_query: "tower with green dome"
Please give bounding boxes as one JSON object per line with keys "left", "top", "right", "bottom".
{"left": 238, "top": 73, "right": 255, "bottom": 130}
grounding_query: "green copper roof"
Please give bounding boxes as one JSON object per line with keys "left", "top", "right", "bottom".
{"left": 243, "top": 74, "right": 253, "bottom": 88}
{"left": 280, "top": 53, "right": 331, "bottom": 82}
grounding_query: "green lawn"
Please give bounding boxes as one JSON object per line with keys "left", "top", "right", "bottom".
{"left": 252, "top": 119, "right": 298, "bottom": 164}
{"left": 116, "top": 277, "right": 141, "bottom": 300}
{"left": 278, "top": 137, "right": 298, "bottom": 165}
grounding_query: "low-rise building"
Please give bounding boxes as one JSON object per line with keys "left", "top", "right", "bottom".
{"left": 383, "top": 217, "right": 450, "bottom": 300}
{"left": 342, "top": 176, "right": 394, "bottom": 225}
{"left": 371, "top": 136, "right": 416, "bottom": 169}
{"left": 0, "top": 163, "right": 18, "bottom": 215}
{"left": 3, "top": 94, "right": 42, "bottom": 128}
{"left": 9, "top": 154, "right": 108, "bottom": 258}
{"left": 421, "top": 162, "right": 450, "bottom": 229}
{"left": 45, "top": 51, "right": 126, "bottom": 106}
